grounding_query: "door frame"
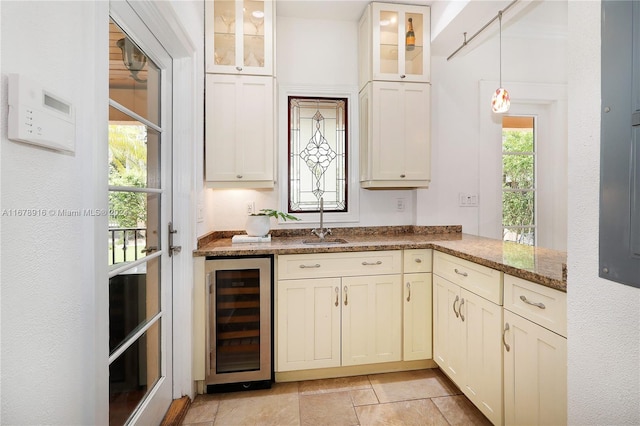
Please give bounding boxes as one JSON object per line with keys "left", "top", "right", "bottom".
{"left": 478, "top": 80, "right": 568, "bottom": 251}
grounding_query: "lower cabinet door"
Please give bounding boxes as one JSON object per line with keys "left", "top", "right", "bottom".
{"left": 462, "top": 289, "right": 503, "bottom": 426}
{"left": 504, "top": 310, "right": 567, "bottom": 426}
{"left": 342, "top": 274, "right": 402, "bottom": 366}
{"left": 433, "top": 275, "right": 465, "bottom": 384}
{"left": 403, "top": 272, "right": 432, "bottom": 361}
{"left": 276, "top": 278, "right": 341, "bottom": 371}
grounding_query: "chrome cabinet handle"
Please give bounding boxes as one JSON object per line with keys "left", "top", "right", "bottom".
{"left": 344, "top": 286, "right": 348, "bottom": 306}
{"left": 459, "top": 298, "right": 465, "bottom": 321}
{"left": 520, "top": 295, "right": 546, "bottom": 309}
{"left": 454, "top": 268, "right": 468, "bottom": 277}
{"left": 406, "top": 282, "right": 411, "bottom": 302}
{"left": 414, "top": 258, "right": 422, "bottom": 263}
{"left": 362, "top": 261, "right": 382, "bottom": 266}
{"left": 335, "top": 287, "right": 339, "bottom": 307}
{"left": 453, "top": 295, "right": 460, "bottom": 318}
{"left": 299, "top": 264, "right": 321, "bottom": 269}
{"left": 503, "top": 322, "right": 511, "bottom": 352}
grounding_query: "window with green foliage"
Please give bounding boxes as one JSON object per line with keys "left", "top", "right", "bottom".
{"left": 502, "top": 116, "right": 536, "bottom": 245}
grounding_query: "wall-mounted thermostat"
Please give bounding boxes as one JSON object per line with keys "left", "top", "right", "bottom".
{"left": 7, "top": 73, "right": 76, "bottom": 153}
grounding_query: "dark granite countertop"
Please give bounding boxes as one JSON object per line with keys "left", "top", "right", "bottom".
{"left": 195, "top": 226, "right": 567, "bottom": 292}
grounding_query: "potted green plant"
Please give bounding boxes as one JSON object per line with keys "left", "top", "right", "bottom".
{"left": 245, "top": 209, "right": 300, "bottom": 237}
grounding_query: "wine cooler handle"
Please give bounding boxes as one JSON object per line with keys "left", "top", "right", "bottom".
{"left": 453, "top": 295, "right": 460, "bottom": 318}
{"left": 406, "top": 282, "right": 411, "bottom": 302}
{"left": 335, "top": 287, "right": 339, "bottom": 307}
{"left": 459, "top": 298, "right": 465, "bottom": 322}
{"left": 344, "top": 286, "right": 348, "bottom": 306}
{"left": 503, "top": 322, "right": 511, "bottom": 352}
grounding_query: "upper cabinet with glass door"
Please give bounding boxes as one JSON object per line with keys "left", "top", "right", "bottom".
{"left": 205, "top": 0, "right": 275, "bottom": 76}
{"left": 358, "top": 2, "right": 430, "bottom": 90}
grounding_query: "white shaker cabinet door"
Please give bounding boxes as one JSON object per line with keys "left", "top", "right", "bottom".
{"left": 504, "top": 310, "right": 567, "bottom": 426}
{"left": 403, "top": 272, "right": 432, "bottom": 361}
{"left": 276, "top": 278, "right": 341, "bottom": 372}
{"left": 342, "top": 274, "right": 402, "bottom": 366}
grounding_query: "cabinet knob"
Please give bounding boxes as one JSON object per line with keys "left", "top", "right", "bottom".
{"left": 400, "top": 174, "right": 406, "bottom": 178}
{"left": 400, "top": 74, "right": 406, "bottom": 78}
{"left": 236, "top": 66, "right": 243, "bottom": 71}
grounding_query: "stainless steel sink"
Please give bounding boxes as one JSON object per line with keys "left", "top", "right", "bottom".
{"left": 302, "top": 238, "right": 349, "bottom": 245}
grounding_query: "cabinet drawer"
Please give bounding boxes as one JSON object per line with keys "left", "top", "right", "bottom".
{"left": 278, "top": 251, "right": 402, "bottom": 280}
{"left": 403, "top": 249, "right": 432, "bottom": 273}
{"left": 433, "top": 251, "right": 503, "bottom": 305}
{"left": 504, "top": 274, "right": 567, "bottom": 337}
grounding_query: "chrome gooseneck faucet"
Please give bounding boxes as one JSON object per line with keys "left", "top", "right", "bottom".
{"left": 311, "top": 197, "right": 331, "bottom": 240}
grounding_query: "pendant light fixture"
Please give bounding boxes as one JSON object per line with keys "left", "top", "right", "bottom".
{"left": 491, "top": 11, "right": 510, "bottom": 113}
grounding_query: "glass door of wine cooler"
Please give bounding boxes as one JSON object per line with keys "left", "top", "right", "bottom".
{"left": 205, "top": 256, "right": 272, "bottom": 387}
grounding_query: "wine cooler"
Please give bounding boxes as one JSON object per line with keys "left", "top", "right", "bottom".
{"left": 204, "top": 256, "right": 273, "bottom": 392}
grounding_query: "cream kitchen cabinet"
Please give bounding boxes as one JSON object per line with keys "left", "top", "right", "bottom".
{"left": 276, "top": 277, "right": 341, "bottom": 371}
{"left": 358, "top": 2, "right": 431, "bottom": 90}
{"left": 205, "top": 74, "right": 274, "bottom": 188}
{"left": 359, "top": 81, "right": 431, "bottom": 188}
{"left": 403, "top": 249, "right": 432, "bottom": 361}
{"left": 276, "top": 251, "right": 402, "bottom": 372}
{"left": 205, "top": 0, "right": 275, "bottom": 76}
{"left": 433, "top": 251, "right": 504, "bottom": 426}
{"left": 503, "top": 274, "right": 567, "bottom": 426}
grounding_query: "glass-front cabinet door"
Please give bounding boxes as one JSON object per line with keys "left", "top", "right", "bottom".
{"left": 205, "top": 0, "right": 274, "bottom": 76}
{"left": 370, "top": 3, "right": 430, "bottom": 84}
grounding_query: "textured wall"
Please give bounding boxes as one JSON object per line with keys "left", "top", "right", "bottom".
{"left": 1, "top": 1, "right": 109, "bottom": 423}
{"left": 567, "top": 1, "right": 640, "bottom": 423}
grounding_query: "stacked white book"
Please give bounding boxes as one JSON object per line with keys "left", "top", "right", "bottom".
{"left": 231, "top": 234, "right": 272, "bottom": 244}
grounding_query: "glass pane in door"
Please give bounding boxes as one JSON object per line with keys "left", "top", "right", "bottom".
{"left": 109, "top": 321, "right": 161, "bottom": 426}
{"left": 213, "top": 268, "right": 261, "bottom": 373}
{"left": 244, "top": 0, "right": 265, "bottom": 68}
{"left": 214, "top": 1, "right": 237, "bottom": 66}
{"left": 379, "top": 9, "right": 399, "bottom": 74}
{"left": 109, "top": 21, "right": 160, "bottom": 124}
{"left": 109, "top": 257, "right": 161, "bottom": 352}
{"left": 405, "top": 12, "right": 423, "bottom": 76}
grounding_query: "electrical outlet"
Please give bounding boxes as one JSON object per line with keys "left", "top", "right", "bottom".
{"left": 246, "top": 202, "right": 255, "bottom": 214}
{"left": 396, "top": 197, "right": 406, "bottom": 211}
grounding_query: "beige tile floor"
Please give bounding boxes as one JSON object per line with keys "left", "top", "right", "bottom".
{"left": 182, "top": 368, "right": 492, "bottom": 425}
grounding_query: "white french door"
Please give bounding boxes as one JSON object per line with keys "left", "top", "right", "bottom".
{"left": 108, "top": 2, "right": 174, "bottom": 424}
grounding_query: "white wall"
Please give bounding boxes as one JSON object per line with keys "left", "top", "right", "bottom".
{"left": 567, "top": 2, "right": 640, "bottom": 423}
{"left": 419, "top": 0, "right": 568, "bottom": 246}
{"left": 200, "top": 14, "right": 417, "bottom": 234}
{"left": 1, "top": 1, "right": 109, "bottom": 423}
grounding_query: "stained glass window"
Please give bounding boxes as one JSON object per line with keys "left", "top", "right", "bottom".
{"left": 288, "top": 97, "right": 347, "bottom": 213}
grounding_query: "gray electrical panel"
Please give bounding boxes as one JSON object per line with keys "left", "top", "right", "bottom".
{"left": 600, "top": 0, "right": 640, "bottom": 288}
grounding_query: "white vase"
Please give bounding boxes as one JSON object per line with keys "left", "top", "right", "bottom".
{"left": 245, "top": 215, "right": 270, "bottom": 237}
